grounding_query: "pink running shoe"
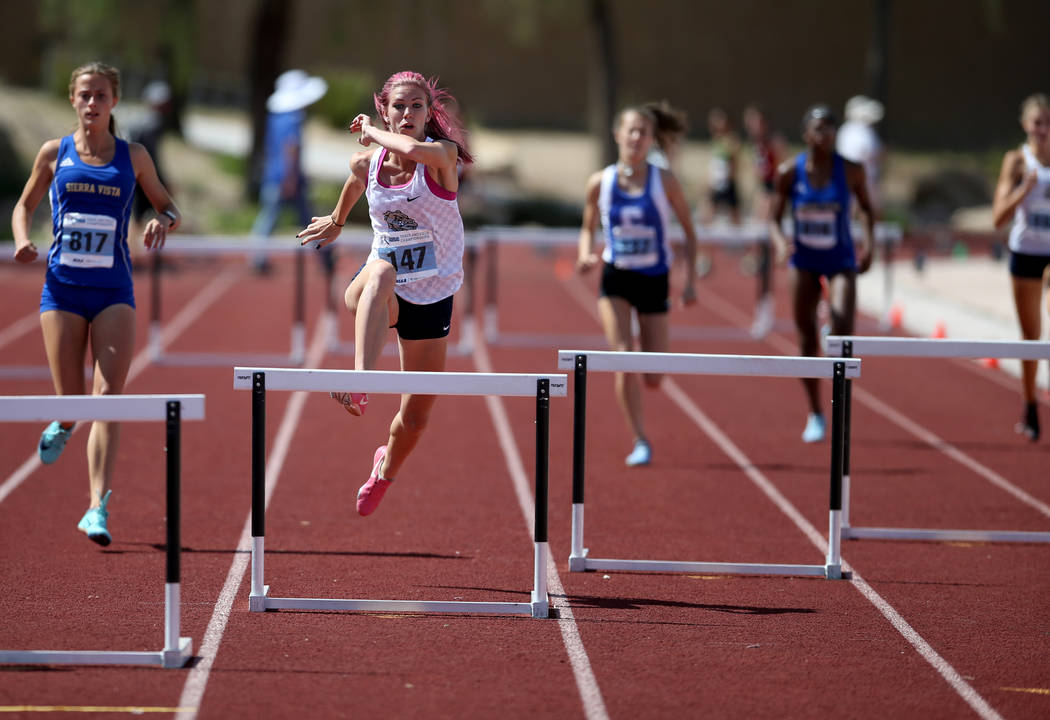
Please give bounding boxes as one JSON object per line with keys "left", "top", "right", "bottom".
{"left": 330, "top": 391, "right": 368, "bottom": 416}
{"left": 357, "top": 445, "right": 392, "bottom": 516}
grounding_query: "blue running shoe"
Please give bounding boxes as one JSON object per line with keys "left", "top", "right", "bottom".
{"left": 77, "top": 490, "right": 112, "bottom": 547}
{"left": 38, "top": 421, "right": 73, "bottom": 464}
{"left": 801, "top": 413, "right": 826, "bottom": 443}
{"left": 625, "top": 438, "right": 652, "bottom": 467}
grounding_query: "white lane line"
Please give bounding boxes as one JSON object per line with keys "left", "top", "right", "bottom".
{"left": 472, "top": 338, "right": 610, "bottom": 720}
{"left": 176, "top": 312, "right": 331, "bottom": 720}
{"left": 700, "top": 285, "right": 1050, "bottom": 519}
{"left": 664, "top": 378, "right": 1004, "bottom": 720}
{"left": 0, "top": 268, "right": 241, "bottom": 506}
{"left": 565, "top": 276, "right": 1003, "bottom": 720}
{"left": 0, "top": 312, "right": 39, "bottom": 350}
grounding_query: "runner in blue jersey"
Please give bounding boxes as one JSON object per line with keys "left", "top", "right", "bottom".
{"left": 578, "top": 102, "right": 699, "bottom": 466}
{"left": 769, "top": 104, "right": 874, "bottom": 443}
{"left": 12, "top": 62, "right": 180, "bottom": 546}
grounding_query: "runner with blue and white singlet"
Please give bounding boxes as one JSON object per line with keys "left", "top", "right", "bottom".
{"left": 769, "top": 104, "right": 874, "bottom": 444}
{"left": 578, "top": 102, "right": 699, "bottom": 467}
{"left": 297, "top": 71, "right": 471, "bottom": 518}
{"left": 992, "top": 93, "right": 1050, "bottom": 441}
{"left": 11, "top": 62, "right": 180, "bottom": 546}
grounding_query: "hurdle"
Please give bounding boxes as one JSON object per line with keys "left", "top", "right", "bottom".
{"left": 477, "top": 223, "right": 774, "bottom": 346}
{"left": 147, "top": 235, "right": 363, "bottom": 367}
{"left": 558, "top": 350, "right": 861, "bottom": 579}
{"left": 232, "top": 366, "right": 567, "bottom": 618}
{"left": 827, "top": 335, "right": 1050, "bottom": 544}
{"left": 0, "top": 393, "right": 205, "bottom": 668}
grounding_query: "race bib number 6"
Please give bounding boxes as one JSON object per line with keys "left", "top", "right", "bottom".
{"left": 376, "top": 229, "right": 438, "bottom": 284}
{"left": 59, "top": 212, "right": 117, "bottom": 269}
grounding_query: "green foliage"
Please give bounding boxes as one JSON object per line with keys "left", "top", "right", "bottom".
{"left": 312, "top": 69, "right": 375, "bottom": 129}
{"left": 212, "top": 152, "right": 248, "bottom": 179}
{"left": 310, "top": 180, "right": 370, "bottom": 225}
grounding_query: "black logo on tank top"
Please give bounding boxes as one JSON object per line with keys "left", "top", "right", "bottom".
{"left": 383, "top": 210, "right": 418, "bottom": 231}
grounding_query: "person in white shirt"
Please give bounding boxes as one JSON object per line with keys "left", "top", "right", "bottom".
{"left": 992, "top": 93, "right": 1050, "bottom": 441}
{"left": 836, "top": 95, "right": 884, "bottom": 213}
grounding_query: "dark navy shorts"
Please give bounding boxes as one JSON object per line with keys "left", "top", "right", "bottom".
{"left": 40, "top": 271, "right": 135, "bottom": 321}
{"left": 394, "top": 294, "right": 453, "bottom": 340}
{"left": 1009, "top": 251, "right": 1050, "bottom": 280}
{"left": 599, "top": 263, "right": 669, "bottom": 314}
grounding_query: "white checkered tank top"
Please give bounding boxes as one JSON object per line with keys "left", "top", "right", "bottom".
{"left": 365, "top": 140, "right": 465, "bottom": 304}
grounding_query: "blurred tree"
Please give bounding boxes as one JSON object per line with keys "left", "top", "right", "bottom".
{"left": 589, "top": 0, "right": 618, "bottom": 167}
{"left": 246, "top": 0, "right": 292, "bottom": 199}
{"left": 866, "top": 0, "right": 890, "bottom": 134}
{"left": 36, "top": 0, "right": 194, "bottom": 135}
{"left": 482, "top": 0, "right": 617, "bottom": 164}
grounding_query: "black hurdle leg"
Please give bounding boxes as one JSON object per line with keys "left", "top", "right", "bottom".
{"left": 842, "top": 340, "right": 853, "bottom": 530}
{"left": 164, "top": 400, "right": 181, "bottom": 653}
{"left": 826, "top": 361, "right": 846, "bottom": 579}
{"left": 532, "top": 378, "right": 550, "bottom": 618}
{"left": 569, "top": 354, "right": 588, "bottom": 571}
{"left": 250, "top": 372, "right": 268, "bottom": 609}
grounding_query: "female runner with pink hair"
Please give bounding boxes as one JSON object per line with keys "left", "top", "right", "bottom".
{"left": 298, "top": 71, "right": 471, "bottom": 516}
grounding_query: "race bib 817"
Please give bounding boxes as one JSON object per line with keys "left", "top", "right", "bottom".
{"left": 59, "top": 212, "right": 117, "bottom": 269}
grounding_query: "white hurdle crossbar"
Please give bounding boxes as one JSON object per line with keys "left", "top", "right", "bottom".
{"left": 0, "top": 394, "right": 204, "bottom": 668}
{"left": 827, "top": 336, "right": 1050, "bottom": 544}
{"left": 558, "top": 350, "right": 861, "bottom": 579}
{"left": 148, "top": 237, "right": 334, "bottom": 368}
{"left": 478, "top": 223, "right": 772, "bottom": 346}
{"left": 232, "top": 367, "right": 567, "bottom": 618}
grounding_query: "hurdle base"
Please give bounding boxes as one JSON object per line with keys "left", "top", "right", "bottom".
{"left": 530, "top": 590, "right": 550, "bottom": 619}
{"left": 575, "top": 557, "right": 829, "bottom": 577}
{"left": 0, "top": 636, "right": 192, "bottom": 669}
{"left": 254, "top": 595, "right": 539, "bottom": 617}
{"left": 843, "top": 526, "right": 1050, "bottom": 543}
{"left": 249, "top": 585, "right": 270, "bottom": 612}
{"left": 162, "top": 637, "right": 194, "bottom": 669}
{"left": 824, "top": 563, "right": 843, "bottom": 580}
{"left": 568, "top": 548, "right": 590, "bottom": 573}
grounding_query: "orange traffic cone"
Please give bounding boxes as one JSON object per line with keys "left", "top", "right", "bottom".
{"left": 980, "top": 357, "right": 999, "bottom": 370}
{"left": 888, "top": 304, "right": 904, "bottom": 330}
{"left": 932, "top": 321, "right": 947, "bottom": 339}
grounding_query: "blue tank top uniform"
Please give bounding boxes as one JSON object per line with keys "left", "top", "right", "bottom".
{"left": 43, "top": 135, "right": 137, "bottom": 318}
{"left": 599, "top": 163, "right": 673, "bottom": 277}
{"left": 789, "top": 152, "right": 855, "bottom": 276}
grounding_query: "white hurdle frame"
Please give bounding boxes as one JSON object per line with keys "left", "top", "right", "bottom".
{"left": 477, "top": 224, "right": 772, "bottom": 347}
{"left": 827, "top": 335, "right": 1050, "bottom": 544}
{"left": 232, "top": 367, "right": 567, "bottom": 618}
{"left": 0, "top": 394, "right": 204, "bottom": 668}
{"left": 147, "top": 236, "right": 345, "bottom": 367}
{"left": 558, "top": 350, "right": 862, "bottom": 579}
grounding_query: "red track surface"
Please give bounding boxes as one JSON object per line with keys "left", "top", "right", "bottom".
{"left": 1, "top": 245, "right": 1048, "bottom": 719}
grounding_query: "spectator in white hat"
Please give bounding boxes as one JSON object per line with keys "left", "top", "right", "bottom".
{"left": 251, "top": 69, "right": 329, "bottom": 274}
{"left": 836, "top": 95, "right": 885, "bottom": 212}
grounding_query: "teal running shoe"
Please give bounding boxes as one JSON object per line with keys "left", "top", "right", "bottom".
{"left": 77, "top": 490, "right": 112, "bottom": 547}
{"left": 802, "top": 413, "right": 826, "bottom": 443}
{"left": 38, "top": 421, "right": 73, "bottom": 464}
{"left": 625, "top": 438, "right": 652, "bottom": 467}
